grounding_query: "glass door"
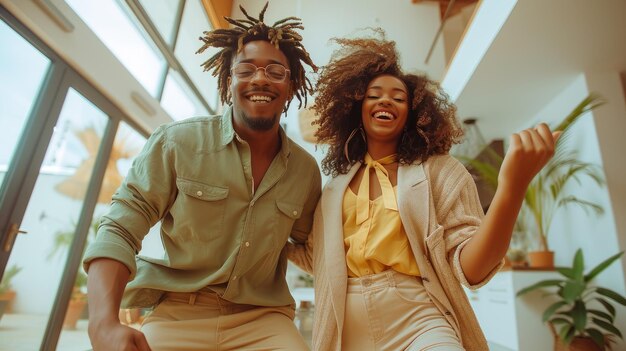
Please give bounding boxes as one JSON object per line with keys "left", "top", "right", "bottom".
{"left": 0, "top": 8, "right": 141, "bottom": 350}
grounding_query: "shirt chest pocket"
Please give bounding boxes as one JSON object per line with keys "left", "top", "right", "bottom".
{"left": 274, "top": 201, "right": 303, "bottom": 245}
{"left": 172, "top": 178, "right": 229, "bottom": 242}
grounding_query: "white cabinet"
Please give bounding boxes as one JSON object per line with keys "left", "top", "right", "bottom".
{"left": 465, "top": 270, "right": 560, "bottom": 351}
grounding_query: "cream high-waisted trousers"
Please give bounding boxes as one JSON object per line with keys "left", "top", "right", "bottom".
{"left": 343, "top": 270, "right": 465, "bottom": 351}
{"left": 141, "top": 291, "right": 308, "bottom": 351}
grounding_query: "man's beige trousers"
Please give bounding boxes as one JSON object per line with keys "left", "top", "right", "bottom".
{"left": 141, "top": 291, "right": 308, "bottom": 351}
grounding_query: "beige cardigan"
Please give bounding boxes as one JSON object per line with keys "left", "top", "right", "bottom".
{"left": 287, "top": 155, "right": 503, "bottom": 351}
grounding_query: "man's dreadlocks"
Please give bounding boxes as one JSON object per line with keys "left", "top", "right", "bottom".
{"left": 196, "top": 2, "right": 317, "bottom": 112}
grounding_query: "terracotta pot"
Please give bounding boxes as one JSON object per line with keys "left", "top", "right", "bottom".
{"left": 63, "top": 299, "right": 87, "bottom": 330}
{"left": 0, "top": 290, "right": 17, "bottom": 313}
{"left": 554, "top": 336, "right": 604, "bottom": 351}
{"left": 569, "top": 337, "right": 604, "bottom": 351}
{"left": 528, "top": 250, "right": 555, "bottom": 268}
{"left": 550, "top": 323, "right": 605, "bottom": 351}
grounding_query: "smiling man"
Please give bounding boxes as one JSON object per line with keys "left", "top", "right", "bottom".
{"left": 82, "top": 3, "right": 321, "bottom": 351}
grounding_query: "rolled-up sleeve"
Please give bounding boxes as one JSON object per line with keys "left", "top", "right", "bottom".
{"left": 83, "top": 126, "right": 176, "bottom": 280}
{"left": 437, "top": 164, "right": 503, "bottom": 290}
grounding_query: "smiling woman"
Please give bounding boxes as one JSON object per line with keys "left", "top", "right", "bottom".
{"left": 287, "top": 29, "right": 560, "bottom": 351}
{"left": 312, "top": 31, "right": 462, "bottom": 177}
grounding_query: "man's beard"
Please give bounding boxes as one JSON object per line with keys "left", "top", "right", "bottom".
{"left": 241, "top": 111, "right": 278, "bottom": 131}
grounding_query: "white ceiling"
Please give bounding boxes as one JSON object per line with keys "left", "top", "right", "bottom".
{"left": 234, "top": 0, "right": 448, "bottom": 80}
{"left": 452, "top": 0, "right": 626, "bottom": 141}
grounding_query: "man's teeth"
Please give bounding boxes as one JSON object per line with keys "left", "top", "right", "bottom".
{"left": 374, "top": 111, "right": 394, "bottom": 120}
{"left": 249, "top": 95, "right": 272, "bottom": 103}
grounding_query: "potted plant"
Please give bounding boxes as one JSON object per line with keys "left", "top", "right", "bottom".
{"left": 0, "top": 265, "right": 22, "bottom": 320}
{"left": 463, "top": 94, "right": 606, "bottom": 268}
{"left": 49, "top": 217, "right": 98, "bottom": 329}
{"left": 51, "top": 216, "right": 143, "bottom": 327}
{"left": 62, "top": 269, "right": 88, "bottom": 330}
{"left": 517, "top": 249, "right": 625, "bottom": 350}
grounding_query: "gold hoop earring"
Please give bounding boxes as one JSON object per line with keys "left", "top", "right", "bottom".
{"left": 344, "top": 126, "right": 366, "bottom": 163}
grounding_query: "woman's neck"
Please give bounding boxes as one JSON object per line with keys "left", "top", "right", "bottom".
{"left": 366, "top": 140, "right": 398, "bottom": 160}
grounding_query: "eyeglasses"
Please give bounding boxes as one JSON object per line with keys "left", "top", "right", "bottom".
{"left": 231, "top": 63, "right": 290, "bottom": 83}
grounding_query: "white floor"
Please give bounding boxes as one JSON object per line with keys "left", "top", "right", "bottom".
{"left": 0, "top": 313, "right": 106, "bottom": 351}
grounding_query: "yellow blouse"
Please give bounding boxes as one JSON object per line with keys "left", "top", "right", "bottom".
{"left": 342, "top": 154, "right": 420, "bottom": 278}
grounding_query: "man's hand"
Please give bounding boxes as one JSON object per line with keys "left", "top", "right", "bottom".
{"left": 498, "top": 123, "right": 561, "bottom": 193}
{"left": 85, "top": 259, "right": 148, "bottom": 350}
{"left": 89, "top": 320, "right": 151, "bottom": 351}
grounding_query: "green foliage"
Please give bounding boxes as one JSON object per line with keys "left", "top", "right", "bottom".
{"left": 462, "top": 93, "right": 606, "bottom": 252}
{"left": 48, "top": 216, "right": 100, "bottom": 290}
{"left": 517, "top": 249, "right": 625, "bottom": 348}
{"left": 0, "top": 265, "right": 22, "bottom": 294}
{"left": 298, "top": 273, "right": 314, "bottom": 288}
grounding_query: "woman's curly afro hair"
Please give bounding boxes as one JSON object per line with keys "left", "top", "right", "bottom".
{"left": 313, "top": 30, "right": 463, "bottom": 177}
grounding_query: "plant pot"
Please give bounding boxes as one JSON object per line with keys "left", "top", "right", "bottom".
{"left": 554, "top": 336, "right": 604, "bottom": 351}
{"left": 550, "top": 323, "right": 605, "bottom": 351}
{"left": 0, "top": 290, "right": 16, "bottom": 313}
{"left": 63, "top": 299, "right": 87, "bottom": 330}
{"left": 528, "top": 250, "right": 555, "bottom": 268}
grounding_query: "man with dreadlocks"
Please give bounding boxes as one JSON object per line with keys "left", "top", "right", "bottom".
{"left": 83, "top": 3, "right": 320, "bottom": 350}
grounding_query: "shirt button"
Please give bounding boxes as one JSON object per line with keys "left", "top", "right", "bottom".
{"left": 245, "top": 241, "right": 250, "bottom": 247}
{"left": 232, "top": 275, "right": 237, "bottom": 280}
{"left": 292, "top": 210, "right": 298, "bottom": 216}
{"left": 196, "top": 191, "right": 203, "bottom": 196}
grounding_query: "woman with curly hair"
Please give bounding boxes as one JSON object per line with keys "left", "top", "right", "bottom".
{"left": 288, "top": 31, "right": 559, "bottom": 351}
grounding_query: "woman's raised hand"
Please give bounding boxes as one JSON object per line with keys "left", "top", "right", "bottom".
{"left": 497, "top": 123, "right": 561, "bottom": 193}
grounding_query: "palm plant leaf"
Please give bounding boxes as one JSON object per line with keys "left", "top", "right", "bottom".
{"left": 594, "top": 297, "right": 617, "bottom": 318}
{"left": 593, "top": 318, "right": 623, "bottom": 338}
{"left": 557, "top": 197, "right": 604, "bottom": 216}
{"left": 596, "top": 288, "right": 626, "bottom": 306}
{"left": 517, "top": 279, "right": 564, "bottom": 296}
{"left": 572, "top": 249, "right": 584, "bottom": 281}
{"left": 586, "top": 328, "right": 606, "bottom": 349}
{"left": 588, "top": 309, "right": 614, "bottom": 323}
{"left": 562, "top": 281, "right": 586, "bottom": 303}
{"left": 543, "top": 301, "right": 569, "bottom": 322}
{"left": 0, "top": 265, "right": 22, "bottom": 293}
{"left": 586, "top": 252, "right": 624, "bottom": 282}
{"left": 560, "top": 324, "right": 576, "bottom": 344}
{"left": 552, "top": 93, "right": 606, "bottom": 132}
{"left": 571, "top": 300, "right": 587, "bottom": 332}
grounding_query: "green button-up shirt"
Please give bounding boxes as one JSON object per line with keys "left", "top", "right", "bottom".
{"left": 83, "top": 107, "right": 321, "bottom": 308}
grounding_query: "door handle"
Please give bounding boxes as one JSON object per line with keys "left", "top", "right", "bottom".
{"left": 3, "top": 223, "right": 27, "bottom": 252}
